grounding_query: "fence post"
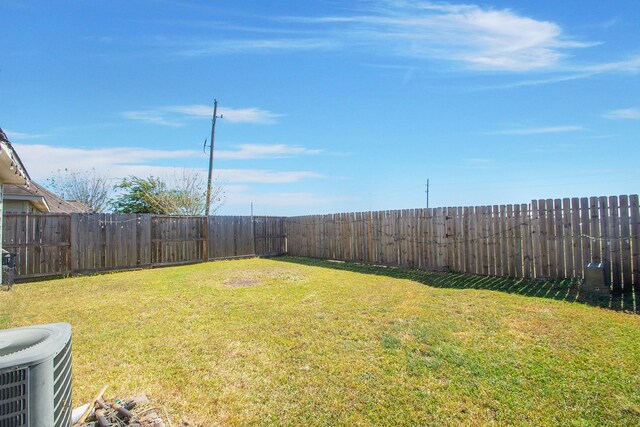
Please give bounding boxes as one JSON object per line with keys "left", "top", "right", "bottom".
{"left": 203, "top": 215, "right": 209, "bottom": 262}
{"left": 70, "top": 213, "right": 78, "bottom": 275}
{"left": 252, "top": 213, "right": 256, "bottom": 256}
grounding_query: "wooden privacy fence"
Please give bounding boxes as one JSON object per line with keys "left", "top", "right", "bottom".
{"left": 285, "top": 195, "right": 640, "bottom": 292}
{"left": 3, "top": 213, "right": 286, "bottom": 279}
{"left": 5, "top": 194, "right": 638, "bottom": 288}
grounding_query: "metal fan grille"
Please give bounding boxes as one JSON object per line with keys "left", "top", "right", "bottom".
{"left": 53, "top": 338, "right": 72, "bottom": 427}
{"left": 0, "top": 368, "right": 28, "bottom": 427}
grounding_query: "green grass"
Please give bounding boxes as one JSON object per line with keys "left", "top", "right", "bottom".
{"left": 1, "top": 257, "right": 639, "bottom": 426}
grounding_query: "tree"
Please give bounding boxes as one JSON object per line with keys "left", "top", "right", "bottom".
{"left": 111, "top": 176, "right": 167, "bottom": 214}
{"left": 46, "top": 168, "right": 111, "bottom": 212}
{"left": 111, "top": 171, "right": 225, "bottom": 215}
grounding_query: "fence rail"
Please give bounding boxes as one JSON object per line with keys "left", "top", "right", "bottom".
{"left": 3, "top": 213, "right": 286, "bottom": 279}
{"left": 285, "top": 195, "right": 640, "bottom": 291}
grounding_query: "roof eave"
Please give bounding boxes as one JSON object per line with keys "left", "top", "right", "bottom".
{"left": 0, "top": 140, "right": 30, "bottom": 186}
{"left": 3, "top": 194, "right": 51, "bottom": 212}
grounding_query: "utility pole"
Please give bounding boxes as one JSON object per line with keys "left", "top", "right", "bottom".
{"left": 205, "top": 99, "right": 221, "bottom": 216}
{"left": 425, "top": 179, "right": 430, "bottom": 209}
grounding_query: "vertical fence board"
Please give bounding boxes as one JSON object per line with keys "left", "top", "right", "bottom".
{"left": 561, "top": 198, "right": 573, "bottom": 278}
{"left": 554, "top": 199, "right": 565, "bottom": 278}
{"left": 480, "top": 206, "right": 489, "bottom": 275}
{"left": 507, "top": 205, "right": 516, "bottom": 277}
{"left": 487, "top": 206, "right": 495, "bottom": 276}
{"left": 493, "top": 205, "right": 506, "bottom": 276}
{"left": 538, "top": 200, "right": 549, "bottom": 278}
{"left": 619, "top": 195, "right": 631, "bottom": 292}
{"left": 462, "top": 207, "right": 470, "bottom": 273}
{"left": 630, "top": 195, "right": 640, "bottom": 286}
{"left": 609, "top": 196, "right": 622, "bottom": 293}
{"left": 580, "top": 198, "right": 591, "bottom": 270}
{"left": 570, "top": 198, "right": 582, "bottom": 279}
{"left": 454, "top": 207, "right": 462, "bottom": 272}
{"left": 446, "top": 208, "right": 454, "bottom": 271}
{"left": 514, "top": 204, "right": 523, "bottom": 278}
{"left": 468, "top": 207, "right": 477, "bottom": 273}
{"left": 598, "top": 197, "right": 610, "bottom": 288}
{"left": 545, "top": 199, "right": 557, "bottom": 278}
{"left": 590, "top": 197, "right": 601, "bottom": 263}
{"left": 531, "top": 201, "right": 541, "bottom": 278}
{"left": 521, "top": 204, "right": 532, "bottom": 279}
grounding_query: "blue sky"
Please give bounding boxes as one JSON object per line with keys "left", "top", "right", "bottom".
{"left": 1, "top": 0, "right": 639, "bottom": 215}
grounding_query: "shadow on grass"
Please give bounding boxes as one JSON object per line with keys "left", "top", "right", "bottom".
{"left": 274, "top": 256, "right": 639, "bottom": 315}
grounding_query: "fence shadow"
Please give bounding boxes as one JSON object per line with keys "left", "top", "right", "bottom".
{"left": 274, "top": 256, "right": 639, "bottom": 315}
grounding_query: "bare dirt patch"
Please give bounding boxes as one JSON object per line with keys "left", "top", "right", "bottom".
{"left": 225, "top": 277, "right": 263, "bottom": 288}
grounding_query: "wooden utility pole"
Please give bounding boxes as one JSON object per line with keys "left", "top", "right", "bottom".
{"left": 205, "top": 99, "right": 220, "bottom": 216}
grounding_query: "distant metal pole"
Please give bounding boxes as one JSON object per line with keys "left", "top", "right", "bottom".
{"left": 205, "top": 99, "right": 219, "bottom": 216}
{"left": 425, "top": 179, "right": 430, "bottom": 209}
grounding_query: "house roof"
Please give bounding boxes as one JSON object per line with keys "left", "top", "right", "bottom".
{"left": 3, "top": 181, "right": 91, "bottom": 213}
{"left": 0, "top": 128, "right": 30, "bottom": 186}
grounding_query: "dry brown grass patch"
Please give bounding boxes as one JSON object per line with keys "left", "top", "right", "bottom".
{"left": 224, "top": 277, "right": 263, "bottom": 288}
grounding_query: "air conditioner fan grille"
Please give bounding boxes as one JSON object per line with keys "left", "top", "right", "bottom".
{"left": 0, "top": 368, "right": 28, "bottom": 427}
{"left": 52, "top": 338, "right": 72, "bottom": 427}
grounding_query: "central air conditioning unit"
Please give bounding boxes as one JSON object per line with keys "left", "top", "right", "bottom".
{"left": 0, "top": 322, "right": 72, "bottom": 427}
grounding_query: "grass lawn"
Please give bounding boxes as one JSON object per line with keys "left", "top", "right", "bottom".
{"left": 1, "top": 257, "right": 639, "bottom": 426}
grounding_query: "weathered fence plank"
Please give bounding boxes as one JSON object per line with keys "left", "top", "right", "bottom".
{"left": 570, "top": 198, "right": 582, "bottom": 279}
{"left": 554, "top": 199, "right": 564, "bottom": 278}
{"left": 580, "top": 197, "right": 591, "bottom": 270}
{"left": 619, "top": 195, "right": 632, "bottom": 292}
{"left": 522, "top": 204, "right": 532, "bottom": 279}
{"left": 630, "top": 195, "right": 640, "bottom": 286}
{"left": 507, "top": 204, "right": 516, "bottom": 277}
{"left": 562, "top": 199, "right": 572, "bottom": 278}
{"left": 514, "top": 204, "right": 523, "bottom": 278}
{"left": 494, "top": 205, "right": 502, "bottom": 276}
{"left": 609, "top": 196, "right": 622, "bottom": 293}
{"left": 545, "top": 199, "right": 556, "bottom": 278}
{"left": 590, "top": 197, "right": 601, "bottom": 263}
{"left": 598, "top": 197, "right": 610, "bottom": 287}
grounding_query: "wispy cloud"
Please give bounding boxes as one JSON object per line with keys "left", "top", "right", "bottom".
{"left": 3, "top": 129, "right": 46, "bottom": 140}
{"left": 603, "top": 108, "right": 640, "bottom": 120}
{"left": 220, "top": 169, "right": 322, "bottom": 183}
{"left": 174, "top": 38, "right": 339, "bottom": 57}
{"left": 576, "top": 56, "right": 640, "bottom": 74}
{"left": 13, "top": 143, "right": 322, "bottom": 184}
{"left": 487, "top": 125, "right": 584, "bottom": 135}
{"left": 122, "top": 104, "right": 283, "bottom": 126}
{"left": 151, "top": 1, "right": 593, "bottom": 72}
{"left": 279, "top": 1, "right": 593, "bottom": 72}
{"left": 226, "top": 191, "right": 344, "bottom": 207}
{"left": 152, "top": 1, "right": 640, "bottom": 82}
{"left": 219, "top": 107, "right": 284, "bottom": 124}
{"left": 162, "top": 105, "right": 212, "bottom": 117}
{"left": 14, "top": 144, "right": 199, "bottom": 172}
{"left": 471, "top": 56, "right": 640, "bottom": 90}
{"left": 218, "top": 144, "right": 321, "bottom": 159}
{"left": 120, "top": 110, "right": 182, "bottom": 127}
{"left": 165, "top": 104, "right": 284, "bottom": 124}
